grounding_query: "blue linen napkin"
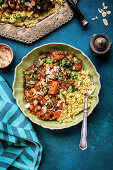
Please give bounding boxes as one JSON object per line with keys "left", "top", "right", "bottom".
{"left": 0, "top": 75, "right": 42, "bottom": 170}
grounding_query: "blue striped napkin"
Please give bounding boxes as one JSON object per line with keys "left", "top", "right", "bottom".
{"left": 0, "top": 75, "right": 42, "bottom": 170}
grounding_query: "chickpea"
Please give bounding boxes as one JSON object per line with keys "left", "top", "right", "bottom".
{"left": 16, "top": 5, "right": 20, "bottom": 10}
{"left": 28, "top": 7, "right": 32, "bottom": 11}
{"left": 10, "top": 4, "right": 15, "bottom": 9}
{"left": 43, "top": 63, "right": 47, "bottom": 67}
{"left": 29, "top": 105, "right": 34, "bottom": 111}
{"left": 6, "top": 9, "right": 12, "bottom": 14}
{"left": 50, "top": 63, "right": 53, "bottom": 69}
{"left": 37, "top": 105, "right": 41, "bottom": 110}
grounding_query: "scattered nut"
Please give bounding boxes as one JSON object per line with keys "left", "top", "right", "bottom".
{"left": 103, "top": 6, "right": 108, "bottom": 9}
{"left": 102, "top": 2, "right": 105, "bottom": 7}
{"left": 91, "top": 18, "right": 96, "bottom": 21}
{"left": 98, "top": 8, "right": 102, "bottom": 13}
{"left": 103, "top": 19, "right": 108, "bottom": 26}
{"left": 107, "top": 11, "right": 111, "bottom": 15}
{"left": 102, "top": 11, "right": 107, "bottom": 17}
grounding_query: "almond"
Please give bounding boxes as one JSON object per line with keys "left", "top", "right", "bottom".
{"left": 103, "top": 19, "right": 108, "bottom": 26}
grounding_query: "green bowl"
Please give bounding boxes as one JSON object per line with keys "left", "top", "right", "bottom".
{"left": 13, "top": 43, "right": 101, "bottom": 129}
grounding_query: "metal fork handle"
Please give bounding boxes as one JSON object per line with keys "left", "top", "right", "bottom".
{"left": 79, "top": 98, "right": 88, "bottom": 150}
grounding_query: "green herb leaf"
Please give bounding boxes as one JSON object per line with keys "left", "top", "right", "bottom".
{"left": 16, "top": 14, "right": 21, "bottom": 18}
{"left": 59, "top": 65, "right": 61, "bottom": 72}
{"left": 29, "top": 81, "right": 35, "bottom": 85}
{"left": 49, "top": 101, "right": 54, "bottom": 107}
{"left": 26, "top": 97, "right": 30, "bottom": 100}
{"left": 61, "top": 92, "right": 65, "bottom": 98}
{"left": 73, "top": 57, "right": 78, "bottom": 64}
{"left": 55, "top": 61, "right": 60, "bottom": 66}
{"left": 42, "top": 55, "right": 46, "bottom": 58}
{"left": 23, "top": 70, "right": 27, "bottom": 74}
{"left": 67, "top": 85, "right": 76, "bottom": 93}
{"left": 34, "top": 68, "right": 38, "bottom": 72}
{"left": 54, "top": 76, "right": 58, "bottom": 80}
{"left": 58, "top": 74, "right": 63, "bottom": 80}
{"left": 61, "top": 59, "right": 66, "bottom": 66}
{"left": 70, "top": 71, "right": 78, "bottom": 80}
{"left": 39, "top": 60, "right": 44, "bottom": 65}
{"left": 46, "top": 58, "right": 53, "bottom": 64}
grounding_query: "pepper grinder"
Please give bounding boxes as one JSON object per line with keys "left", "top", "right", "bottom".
{"left": 90, "top": 34, "right": 112, "bottom": 56}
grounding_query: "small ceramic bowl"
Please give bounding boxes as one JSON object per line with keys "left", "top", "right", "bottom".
{"left": 0, "top": 44, "right": 14, "bottom": 68}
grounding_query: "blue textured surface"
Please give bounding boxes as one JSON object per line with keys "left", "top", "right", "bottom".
{"left": 0, "top": 0, "right": 113, "bottom": 169}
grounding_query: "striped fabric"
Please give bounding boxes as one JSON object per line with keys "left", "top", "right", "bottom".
{"left": 0, "top": 75, "right": 42, "bottom": 170}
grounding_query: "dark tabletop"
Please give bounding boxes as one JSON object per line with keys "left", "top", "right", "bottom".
{"left": 0, "top": 0, "right": 113, "bottom": 170}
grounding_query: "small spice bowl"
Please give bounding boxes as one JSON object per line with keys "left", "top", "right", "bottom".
{"left": 0, "top": 44, "right": 14, "bottom": 68}
{"left": 89, "top": 34, "right": 112, "bottom": 56}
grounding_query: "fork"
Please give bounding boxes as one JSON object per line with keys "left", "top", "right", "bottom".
{"left": 79, "top": 76, "right": 93, "bottom": 150}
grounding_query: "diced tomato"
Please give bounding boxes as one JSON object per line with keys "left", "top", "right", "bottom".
{"left": 50, "top": 111, "right": 62, "bottom": 120}
{"left": 48, "top": 81, "right": 59, "bottom": 94}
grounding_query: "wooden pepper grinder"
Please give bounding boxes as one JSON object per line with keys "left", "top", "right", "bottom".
{"left": 90, "top": 34, "right": 112, "bottom": 56}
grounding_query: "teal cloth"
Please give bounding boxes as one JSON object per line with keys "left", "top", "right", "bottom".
{"left": 0, "top": 75, "right": 42, "bottom": 170}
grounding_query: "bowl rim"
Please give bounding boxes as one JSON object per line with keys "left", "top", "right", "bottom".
{"left": 13, "top": 43, "right": 101, "bottom": 130}
{"left": 0, "top": 43, "right": 14, "bottom": 68}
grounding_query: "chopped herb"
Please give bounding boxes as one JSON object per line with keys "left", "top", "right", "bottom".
{"left": 43, "top": 86, "right": 46, "bottom": 90}
{"left": 38, "top": 19, "right": 41, "bottom": 22}
{"left": 58, "top": 74, "right": 63, "bottom": 80}
{"left": 31, "top": 70, "right": 34, "bottom": 73}
{"left": 49, "top": 101, "right": 54, "bottom": 107}
{"left": 61, "top": 59, "right": 66, "bottom": 66}
{"left": 61, "top": 92, "right": 65, "bottom": 98}
{"left": 29, "top": 76, "right": 34, "bottom": 81}
{"left": 34, "top": 68, "right": 38, "bottom": 72}
{"left": 66, "top": 69, "right": 70, "bottom": 73}
{"left": 70, "top": 71, "right": 78, "bottom": 80}
{"left": 54, "top": 76, "right": 58, "bottom": 80}
{"left": 23, "top": 70, "right": 27, "bottom": 74}
{"left": 67, "top": 85, "right": 76, "bottom": 93}
{"left": 73, "top": 57, "right": 78, "bottom": 64}
{"left": 42, "top": 55, "right": 46, "bottom": 58}
{"left": 46, "top": 58, "right": 53, "bottom": 64}
{"left": 28, "top": 72, "right": 31, "bottom": 75}
{"left": 16, "top": 14, "right": 21, "bottom": 18}
{"left": 55, "top": 61, "right": 60, "bottom": 66}
{"left": 29, "top": 81, "right": 35, "bottom": 85}
{"left": 59, "top": 65, "right": 61, "bottom": 72}
{"left": 26, "top": 84, "right": 29, "bottom": 87}
{"left": 26, "top": 97, "right": 30, "bottom": 100}
{"left": 64, "top": 78, "right": 67, "bottom": 81}
{"left": 39, "top": 60, "right": 44, "bottom": 65}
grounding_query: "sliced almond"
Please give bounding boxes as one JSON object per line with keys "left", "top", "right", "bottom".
{"left": 107, "top": 11, "right": 111, "bottom": 15}
{"left": 102, "top": 11, "right": 107, "bottom": 17}
{"left": 102, "top": 2, "right": 105, "bottom": 7}
{"left": 98, "top": 8, "right": 102, "bottom": 13}
{"left": 98, "top": 8, "right": 103, "bottom": 13}
{"left": 91, "top": 18, "right": 96, "bottom": 21}
{"left": 103, "top": 6, "right": 108, "bottom": 9}
{"left": 103, "top": 19, "right": 108, "bottom": 26}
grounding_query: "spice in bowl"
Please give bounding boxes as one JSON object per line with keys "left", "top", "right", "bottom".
{"left": 0, "top": 44, "right": 13, "bottom": 68}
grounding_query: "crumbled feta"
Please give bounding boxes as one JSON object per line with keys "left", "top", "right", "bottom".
{"left": 34, "top": 100, "right": 38, "bottom": 106}
{"left": 25, "top": 103, "right": 30, "bottom": 108}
